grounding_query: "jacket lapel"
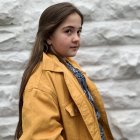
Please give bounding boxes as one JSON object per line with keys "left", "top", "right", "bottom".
{"left": 63, "top": 71, "right": 101, "bottom": 140}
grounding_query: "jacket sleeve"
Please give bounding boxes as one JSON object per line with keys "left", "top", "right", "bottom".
{"left": 19, "top": 88, "right": 64, "bottom": 140}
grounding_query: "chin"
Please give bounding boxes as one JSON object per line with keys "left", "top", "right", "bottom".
{"left": 68, "top": 53, "right": 77, "bottom": 57}
{"left": 70, "top": 51, "right": 78, "bottom": 57}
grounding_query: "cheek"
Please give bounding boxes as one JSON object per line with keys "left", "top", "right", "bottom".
{"left": 60, "top": 34, "right": 68, "bottom": 41}
{"left": 52, "top": 33, "right": 70, "bottom": 48}
{"left": 57, "top": 35, "right": 69, "bottom": 45}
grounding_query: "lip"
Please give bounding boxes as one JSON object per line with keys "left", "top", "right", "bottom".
{"left": 70, "top": 46, "right": 79, "bottom": 48}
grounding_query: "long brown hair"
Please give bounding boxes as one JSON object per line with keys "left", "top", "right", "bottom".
{"left": 15, "top": 2, "right": 83, "bottom": 139}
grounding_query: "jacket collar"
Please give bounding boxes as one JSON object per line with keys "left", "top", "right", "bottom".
{"left": 42, "top": 52, "right": 82, "bottom": 73}
{"left": 42, "top": 53, "right": 64, "bottom": 72}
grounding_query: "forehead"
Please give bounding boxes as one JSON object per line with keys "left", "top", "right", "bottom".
{"left": 59, "top": 13, "right": 82, "bottom": 29}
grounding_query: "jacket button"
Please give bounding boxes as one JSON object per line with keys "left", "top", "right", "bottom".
{"left": 74, "top": 108, "right": 78, "bottom": 113}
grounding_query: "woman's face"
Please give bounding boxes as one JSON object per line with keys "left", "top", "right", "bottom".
{"left": 47, "top": 13, "right": 82, "bottom": 58}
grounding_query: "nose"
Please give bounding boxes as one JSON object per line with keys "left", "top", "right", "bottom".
{"left": 72, "top": 33, "right": 80, "bottom": 42}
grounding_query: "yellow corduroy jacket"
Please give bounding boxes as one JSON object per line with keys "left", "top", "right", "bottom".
{"left": 20, "top": 53, "right": 114, "bottom": 140}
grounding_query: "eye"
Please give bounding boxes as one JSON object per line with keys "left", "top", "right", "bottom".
{"left": 77, "top": 29, "right": 82, "bottom": 36}
{"left": 65, "top": 29, "right": 73, "bottom": 35}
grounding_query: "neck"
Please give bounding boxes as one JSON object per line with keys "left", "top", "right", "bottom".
{"left": 47, "top": 47, "right": 66, "bottom": 64}
{"left": 50, "top": 46, "right": 66, "bottom": 60}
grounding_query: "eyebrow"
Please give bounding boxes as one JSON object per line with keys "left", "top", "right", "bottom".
{"left": 63, "top": 26, "right": 82, "bottom": 30}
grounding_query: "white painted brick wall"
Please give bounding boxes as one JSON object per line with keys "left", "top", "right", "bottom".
{"left": 0, "top": 0, "right": 140, "bottom": 139}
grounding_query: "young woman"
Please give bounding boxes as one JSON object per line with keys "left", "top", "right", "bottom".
{"left": 15, "top": 2, "right": 114, "bottom": 140}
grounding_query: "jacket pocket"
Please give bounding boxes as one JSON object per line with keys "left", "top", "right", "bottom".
{"left": 65, "top": 102, "right": 79, "bottom": 117}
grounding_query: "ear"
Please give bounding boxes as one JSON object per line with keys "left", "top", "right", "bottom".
{"left": 46, "top": 38, "right": 52, "bottom": 46}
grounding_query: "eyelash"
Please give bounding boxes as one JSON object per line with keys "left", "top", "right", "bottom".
{"left": 65, "top": 29, "right": 82, "bottom": 35}
{"left": 65, "top": 29, "right": 72, "bottom": 34}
